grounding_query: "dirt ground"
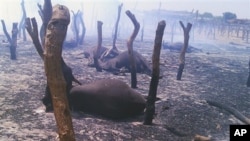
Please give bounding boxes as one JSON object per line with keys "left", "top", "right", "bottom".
{"left": 0, "top": 33, "right": 250, "bottom": 141}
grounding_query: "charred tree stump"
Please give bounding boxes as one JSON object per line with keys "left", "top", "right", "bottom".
{"left": 1, "top": 20, "right": 18, "bottom": 60}
{"left": 140, "top": 20, "right": 145, "bottom": 42}
{"left": 44, "top": 5, "right": 75, "bottom": 141}
{"left": 126, "top": 10, "right": 140, "bottom": 88}
{"left": 144, "top": 20, "right": 166, "bottom": 125}
{"left": 94, "top": 21, "right": 103, "bottom": 72}
{"left": 25, "top": 18, "right": 44, "bottom": 59}
{"left": 71, "top": 10, "right": 80, "bottom": 45}
{"left": 176, "top": 21, "right": 192, "bottom": 80}
{"left": 37, "top": 0, "right": 52, "bottom": 46}
{"left": 19, "top": 0, "right": 27, "bottom": 41}
{"left": 78, "top": 11, "right": 86, "bottom": 45}
{"left": 102, "top": 3, "right": 122, "bottom": 58}
{"left": 112, "top": 3, "right": 122, "bottom": 52}
{"left": 247, "top": 59, "right": 250, "bottom": 87}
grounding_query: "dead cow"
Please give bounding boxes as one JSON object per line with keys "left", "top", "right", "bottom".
{"left": 100, "top": 50, "right": 152, "bottom": 75}
{"left": 69, "top": 79, "right": 146, "bottom": 119}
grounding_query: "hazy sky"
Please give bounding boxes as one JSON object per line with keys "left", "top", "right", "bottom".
{"left": 0, "top": 0, "right": 249, "bottom": 33}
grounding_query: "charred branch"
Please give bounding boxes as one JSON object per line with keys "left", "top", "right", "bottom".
{"left": 112, "top": 3, "right": 123, "bottom": 51}
{"left": 78, "top": 12, "right": 86, "bottom": 45}
{"left": 19, "top": 0, "right": 27, "bottom": 41}
{"left": 94, "top": 21, "right": 103, "bottom": 72}
{"left": 1, "top": 20, "right": 18, "bottom": 60}
{"left": 71, "top": 10, "right": 80, "bottom": 45}
{"left": 25, "top": 18, "right": 44, "bottom": 60}
{"left": 176, "top": 21, "right": 192, "bottom": 80}
{"left": 247, "top": 59, "right": 250, "bottom": 87}
{"left": 126, "top": 10, "right": 140, "bottom": 88}
{"left": 144, "top": 20, "right": 166, "bottom": 125}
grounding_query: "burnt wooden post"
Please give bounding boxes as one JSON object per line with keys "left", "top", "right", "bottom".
{"left": 78, "top": 11, "right": 86, "bottom": 45}
{"left": 71, "top": 10, "right": 80, "bottom": 45}
{"left": 25, "top": 18, "right": 44, "bottom": 59}
{"left": 44, "top": 5, "right": 75, "bottom": 141}
{"left": 144, "top": 20, "right": 166, "bottom": 125}
{"left": 1, "top": 20, "right": 18, "bottom": 60}
{"left": 19, "top": 0, "right": 27, "bottom": 41}
{"left": 102, "top": 3, "right": 122, "bottom": 58}
{"left": 112, "top": 3, "right": 122, "bottom": 51}
{"left": 247, "top": 59, "right": 250, "bottom": 87}
{"left": 94, "top": 21, "right": 103, "bottom": 72}
{"left": 126, "top": 10, "right": 140, "bottom": 88}
{"left": 176, "top": 21, "right": 192, "bottom": 80}
{"left": 37, "top": 0, "right": 52, "bottom": 46}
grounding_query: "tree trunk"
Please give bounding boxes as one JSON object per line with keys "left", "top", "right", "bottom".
{"left": 144, "top": 20, "right": 166, "bottom": 125}
{"left": 78, "top": 11, "right": 86, "bottom": 45}
{"left": 247, "top": 59, "right": 250, "bottom": 87}
{"left": 176, "top": 21, "right": 192, "bottom": 80}
{"left": 0, "top": 20, "right": 18, "bottom": 60}
{"left": 25, "top": 18, "right": 44, "bottom": 60}
{"left": 112, "top": 3, "right": 122, "bottom": 51}
{"left": 94, "top": 21, "right": 103, "bottom": 72}
{"left": 44, "top": 5, "right": 75, "bottom": 141}
{"left": 10, "top": 23, "right": 18, "bottom": 60}
{"left": 71, "top": 10, "right": 80, "bottom": 45}
{"left": 19, "top": 0, "right": 27, "bottom": 41}
{"left": 125, "top": 10, "right": 140, "bottom": 88}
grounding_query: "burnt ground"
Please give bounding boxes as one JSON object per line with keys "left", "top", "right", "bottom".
{"left": 0, "top": 35, "right": 250, "bottom": 141}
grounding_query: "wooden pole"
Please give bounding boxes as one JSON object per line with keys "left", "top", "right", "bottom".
{"left": 19, "top": 0, "right": 27, "bottom": 41}
{"left": 0, "top": 20, "right": 18, "bottom": 60}
{"left": 94, "top": 21, "right": 103, "bottom": 72}
{"left": 125, "top": 10, "right": 140, "bottom": 88}
{"left": 78, "top": 11, "right": 86, "bottom": 45}
{"left": 247, "top": 58, "right": 250, "bottom": 87}
{"left": 25, "top": 18, "right": 44, "bottom": 60}
{"left": 144, "top": 20, "right": 166, "bottom": 125}
{"left": 176, "top": 21, "right": 192, "bottom": 80}
{"left": 112, "top": 3, "right": 123, "bottom": 51}
{"left": 44, "top": 5, "right": 75, "bottom": 141}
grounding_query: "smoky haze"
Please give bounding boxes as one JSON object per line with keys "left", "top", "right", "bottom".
{"left": 0, "top": 0, "right": 249, "bottom": 40}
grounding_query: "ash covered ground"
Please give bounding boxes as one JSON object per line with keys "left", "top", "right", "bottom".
{"left": 0, "top": 34, "right": 250, "bottom": 141}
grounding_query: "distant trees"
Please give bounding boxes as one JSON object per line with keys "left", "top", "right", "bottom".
{"left": 201, "top": 12, "right": 214, "bottom": 19}
{"left": 223, "top": 12, "right": 237, "bottom": 22}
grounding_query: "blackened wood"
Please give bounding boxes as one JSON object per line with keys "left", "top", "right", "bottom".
{"left": 10, "top": 23, "right": 18, "bottom": 60}
{"left": 19, "top": 0, "right": 27, "bottom": 41}
{"left": 0, "top": 20, "right": 18, "bottom": 60}
{"left": 25, "top": 18, "right": 44, "bottom": 60}
{"left": 144, "top": 20, "right": 166, "bottom": 125}
{"left": 94, "top": 21, "right": 103, "bottom": 72}
{"left": 125, "top": 10, "right": 140, "bottom": 88}
{"left": 78, "top": 11, "right": 86, "bottom": 45}
{"left": 39, "top": 0, "right": 52, "bottom": 46}
{"left": 44, "top": 4, "right": 75, "bottom": 141}
{"left": 176, "top": 21, "right": 192, "bottom": 80}
{"left": 247, "top": 59, "right": 250, "bottom": 87}
{"left": 112, "top": 3, "right": 122, "bottom": 51}
{"left": 1, "top": 20, "right": 12, "bottom": 44}
{"left": 71, "top": 10, "right": 80, "bottom": 45}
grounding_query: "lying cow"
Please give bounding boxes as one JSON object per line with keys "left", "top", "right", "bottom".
{"left": 83, "top": 47, "right": 152, "bottom": 75}
{"left": 162, "top": 42, "right": 202, "bottom": 53}
{"left": 70, "top": 79, "right": 146, "bottom": 119}
{"left": 100, "top": 50, "right": 152, "bottom": 76}
{"left": 43, "top": 79, "right": 146, "bottom": 119}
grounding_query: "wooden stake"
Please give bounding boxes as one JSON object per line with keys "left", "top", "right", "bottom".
{"left": 0, "top": 20, "right": 18, "bottom": 60}
{"left": 44, "top": 5, "right": 75, "bottom": 141}
{"left": 126, "top": 10, "right": 140, "bottom": 88}
{"left": 94, "top": 21, "right": 103, "bottom": 72}
{"left": 144, "top": 20, "right": 166, "bottom": 125}
{"left": 176, "top": 21, "right": 192, "bottom": 80}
